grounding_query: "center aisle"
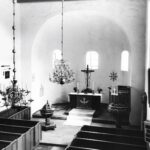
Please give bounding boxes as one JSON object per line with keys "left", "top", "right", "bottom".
{"left": 64, "top": 109, "right": 95, "bottom": 126}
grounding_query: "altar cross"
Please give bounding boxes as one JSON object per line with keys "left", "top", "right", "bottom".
{"left": 81, "top": 65, "right": 94, "bottom": 92}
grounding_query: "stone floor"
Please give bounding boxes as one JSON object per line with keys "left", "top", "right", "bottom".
{"left": 32, "top": 103, "right": 140, "bottom": 149}
{"left": 35, "top": 144, "right": 65, "bottom": 150}
{"left": 32, "top": 117, "right": 116, "bottom": 149}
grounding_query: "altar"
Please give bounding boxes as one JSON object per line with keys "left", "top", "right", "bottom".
{"left": 69, "top": 93, "right": 102, "bottom": 110}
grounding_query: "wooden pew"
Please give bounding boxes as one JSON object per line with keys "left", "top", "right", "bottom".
{"left": 66, "top": 145, "right": 100, "bottom": 150}
{"left": 0, "top": 141, "right": 11, "bottom": 150}
{"left": 0, "top": 118, "right": 41, "bottom": 150}
{"left": 0, "top": 106, "right": 31, "bottom": 120}
{"left": 0, "top": 131, "right": 21, "bottom": 141}
{"left": 0, "top": 117, "right": 36, "bottom": 127}
{"left": 0, "top": 118, "right": 41, "bottom": 145}
{"left": 0, "top": 124, "right": 30, "bottom": 150}
{"left": 81, "top": 125, "right": 144, "bottom": 137}
{"left": 0, "top": 124, "right": 30, "bottom": 134}
{"left": 0, "top": 131, "right": 25, "bottom": 150}
{"left": 68, "top": 137, "right": 146, "bottom": 150}
{"left": 76, "top": 131, "right": 145, "bottom": 146}
{"left": 66, "top": 125, "right": 146, "bottom": 150}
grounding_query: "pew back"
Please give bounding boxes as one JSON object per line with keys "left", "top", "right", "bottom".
{"left": 70, "top": 138, "right": 146, "bottom": 150}
{"left": 0, "top": 118, "right": 41, "bottom": 150}
{"left": 66, "top": 125, "right": 146, "bottom": 150}
{"left": 77, "top": 131, "right": 145, "bottom": 146}
{"left": 81, "top": 125, "right": 144, "bottom": 137}
{"left": 0, "top": 141, "right": 11, "bottom": 150}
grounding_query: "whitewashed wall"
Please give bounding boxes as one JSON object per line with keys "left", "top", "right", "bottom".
{"left": 18, "top": 0, "right": 146, "bottom": 125}
{"left": 0, "top": 0, "right": 21, "bottom": 110}
{"left": 0, "top": 0, "right": 147, "bottom": 125}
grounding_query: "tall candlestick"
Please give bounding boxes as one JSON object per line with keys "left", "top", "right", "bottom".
{"left": 92, "top": 81, "right": 94, "bottom": 90}
{"left": 77, "top": 82, "right": 79, "bottom": 93}
{"left": 77, "top": 82, "right": 79, "bottom": 89}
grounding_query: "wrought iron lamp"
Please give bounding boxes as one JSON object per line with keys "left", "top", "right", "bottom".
{"left": 49, "top": 0, "right": 75, "bottom": 85}
{"left": 0, "top": 0, "right": 32, "bottom": 107}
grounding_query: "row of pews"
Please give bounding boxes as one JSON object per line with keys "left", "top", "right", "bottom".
{"left": 0, "top": 117, "right": 41, "bottom": 150}
{"left": 0, "top": 106, "right": 31, "bottom": 120}
{"left": 66, "top": 125, "right": 147, "bottom": 150}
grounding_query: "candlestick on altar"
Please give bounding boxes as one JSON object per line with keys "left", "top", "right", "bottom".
{"left": 92, "top": 81, "right": 95, "bottom": 90}
{"left": 76, "top": 82, "right": 80, "bottom": 93}
{"left": 77, "top": 82, "right": 79, "bottom": 89}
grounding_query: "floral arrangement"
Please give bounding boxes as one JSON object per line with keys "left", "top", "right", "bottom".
{"left": 97, "top": 87, "right": 103, "bottom": 93}
{"left": 0, "top": 85, "right": 31, "bottom": 107}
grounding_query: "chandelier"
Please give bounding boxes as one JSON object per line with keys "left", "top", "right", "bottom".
{"left": 49, "top": 0, "right": 75, "bottom": 85}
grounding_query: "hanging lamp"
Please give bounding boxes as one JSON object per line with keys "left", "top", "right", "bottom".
{"left": 0, "top": 0, "right": 32, "bottom": 107}
{"left": 49, "top": 0, "right": 75, "bottom": 85}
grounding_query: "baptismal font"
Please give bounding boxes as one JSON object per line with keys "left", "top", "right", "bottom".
{"left": 40, "top": 101, "right": 56, "bottom": 130}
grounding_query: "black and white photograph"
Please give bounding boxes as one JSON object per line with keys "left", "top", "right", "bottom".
{"left": 0, "top": 0, "right": 149, "bottom": 149}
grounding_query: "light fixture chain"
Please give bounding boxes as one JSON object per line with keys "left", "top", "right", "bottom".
{"left": 12, "top": 0, "right": 17, "bottom": 106}
{"left": 49, "top": 0, "right": 75, "bottom": 85}
{"left": 12, "top": 0, "right": 16, "bottom": 82}
{"left": 61, "top": 0, "right": 64, "bottom": 58}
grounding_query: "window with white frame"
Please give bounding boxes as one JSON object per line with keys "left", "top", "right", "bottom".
{"left": 86, "top": 51, "right": 99, "bottom": 69}
{"left": 52, "top": 49, "right": 62, "bottom": 68}
{"left": 121, "top": 50, "right": 129, "bottom": 71}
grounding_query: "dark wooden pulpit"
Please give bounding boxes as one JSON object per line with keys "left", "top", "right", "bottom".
{"left": 108, "top": 85, "right": 131, "bottom": 127}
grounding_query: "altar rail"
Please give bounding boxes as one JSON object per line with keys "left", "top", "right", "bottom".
{"left": 0, "top": 118, "right": 41, "bottom": 150}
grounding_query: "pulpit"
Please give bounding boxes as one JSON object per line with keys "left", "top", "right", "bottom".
{"left": 69, "top": 93, "right": 102, "bottom": 110}
{"left": 108, "top": 85, "right": 131, "bottom": 127}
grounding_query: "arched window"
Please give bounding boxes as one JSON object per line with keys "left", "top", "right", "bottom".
{"left": 52, "top": 49, "right": 62, "bottom": 68}
{"left": 86, "top": 51, "right": 99, "bottom": 69}
{"left": 121, "top": 50, "right": 129, "bottom": 71}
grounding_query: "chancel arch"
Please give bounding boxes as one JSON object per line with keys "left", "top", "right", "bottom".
{"left": 30, "top": 10, "right": 133, "bottom": 118}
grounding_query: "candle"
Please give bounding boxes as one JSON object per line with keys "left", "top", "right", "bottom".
{"left": 77, "top": 82, "right": 79, "bottom": 89}
{"left": 92, "top": 81, "right": 94, "bottom": 90}
{"left": 0, "top": 84, "right": 1, "bottom": 91}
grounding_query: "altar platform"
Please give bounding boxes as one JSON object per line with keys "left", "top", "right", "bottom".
{"left": 32, "top": 103, "right": 139, "bottom": 147}
{"left": 32, "top": 103, "right": 130, "bottom": 126}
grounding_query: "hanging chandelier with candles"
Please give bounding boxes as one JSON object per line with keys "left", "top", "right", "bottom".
{"left": 49, "top": 0, "right": 75, "bottom": 85}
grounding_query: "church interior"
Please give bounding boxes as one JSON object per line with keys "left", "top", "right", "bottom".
{"left": 0, "top": 0, "right": 150, "bottom": 149}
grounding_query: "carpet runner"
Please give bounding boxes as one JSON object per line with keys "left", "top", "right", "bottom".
{"left": 64, "top": 108, "right": 95, "bottom": 126}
